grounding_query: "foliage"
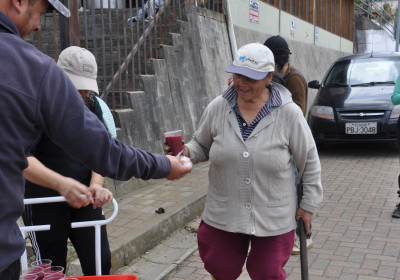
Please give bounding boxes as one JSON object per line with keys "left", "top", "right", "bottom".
{"left": 381, "top": 3, "right": 393, "bottom": 24}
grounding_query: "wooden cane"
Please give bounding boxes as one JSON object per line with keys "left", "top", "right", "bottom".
{"left": 297, "top": 181, "right": 309, "bottom": 280}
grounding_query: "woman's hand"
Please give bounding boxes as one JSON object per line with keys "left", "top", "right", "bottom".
{"left": 295, "top": 207, "right": 313, "bottom": 235}
{"left": 88, "top": 183, "right": 113, "bottom": 209}
{"left": 163, "top": 139, "right": 173, "bottom": 155}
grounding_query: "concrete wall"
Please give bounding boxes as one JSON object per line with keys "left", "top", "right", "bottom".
{"left": 106, "top": 4, "right": 351, "bottom": 196}
{"left": 106, "top": 6, "right": 232, "bottom": 196}
{"left": 23, "top": 3, "right": 353, "bottom": 197}
{"left": 353, "top": 9, "right": 396, "bottom": 53}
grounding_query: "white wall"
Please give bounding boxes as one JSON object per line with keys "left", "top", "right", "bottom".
{"left": 226, "top": 0, "right": 353, "bottom": 53}
{"left": 228, "top": 0, "right": 280, "bottom": 34}
{"left": 357, "top": 29, "right": 396, "bottom": 53}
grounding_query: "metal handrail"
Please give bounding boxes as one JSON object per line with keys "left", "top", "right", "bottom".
{"left": 354, "top": 0, "right": 396, "bottom": 38}
{"left": 103, "top": 0, "right": 171, "bottom": 97}
{"left": 25, "top": 1, "right": 224, "bottom": 109}
{"left": 20, "top": 196, "right": 119, "bottom": 275}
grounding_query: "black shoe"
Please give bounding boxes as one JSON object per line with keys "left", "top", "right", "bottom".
{"left": 393, "top": 203, "right": 400, "bottom": 218}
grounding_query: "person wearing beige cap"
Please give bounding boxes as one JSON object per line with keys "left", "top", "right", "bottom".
{"left": 168, "top": 43, "right": 323, "bottom": 279}
{"left": 58, "top": 46, "right": 117, "bottom": 138}
{"left": 0, "top": 0, "right": 191, "bottom": 276}
{"left": 22, "top": 47, "right": 115, "bottom": 275}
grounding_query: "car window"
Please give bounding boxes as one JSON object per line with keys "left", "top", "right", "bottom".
{"left": 325, "top": 57, "right": 400, "bottom": 87}
{"left": 325, "top": 60, "right": 350, "bottom": 86}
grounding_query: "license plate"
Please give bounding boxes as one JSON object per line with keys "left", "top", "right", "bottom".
{"left": 345, "top": 122, "right": 377, "bottom": 134}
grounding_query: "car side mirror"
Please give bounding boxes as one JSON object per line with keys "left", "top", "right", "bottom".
{"left": 308, "top": 80, "right": 321, "bottom": 89}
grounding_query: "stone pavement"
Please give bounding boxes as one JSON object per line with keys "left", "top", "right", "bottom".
{"left": 164, "top": 142, "right": 400, "bottom": 280}
{"left": 67, "top": 142, "right": 400, "bottom": 279}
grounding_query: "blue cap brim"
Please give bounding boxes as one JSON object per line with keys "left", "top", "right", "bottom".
{"left": 225, "top": 64, "right": 268, "bottom": 80}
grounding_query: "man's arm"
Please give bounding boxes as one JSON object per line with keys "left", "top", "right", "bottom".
{"left": 24, "top": 157, "right": 94, "bottom": 208}
{"left": 37, "top": 61, "right": 191, "bottom": 182}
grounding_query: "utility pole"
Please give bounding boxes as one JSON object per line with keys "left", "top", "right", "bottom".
{"left": 397, "top": 0, "right": 400, "bottom": 51}
{"left": 222, "top": 0, "right": 237, "bottom": 58}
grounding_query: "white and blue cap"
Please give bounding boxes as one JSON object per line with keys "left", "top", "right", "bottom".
{"left": 225, "top": 42, "right": 275, "bottom": 80}
{"left": 47, "top": 0, "right": 71, "bottom": 18}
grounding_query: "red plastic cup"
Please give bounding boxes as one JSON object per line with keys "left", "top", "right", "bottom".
{"left": 164, "top": 130, "right": 183, "bottom": 156}
{"left": 20, "top": 274, "right": 38, "bottom": 280}
{"left": 43, "top": 266, "right": 64, "bottom": 279}
{"left": 22, "top": 267, "right": 44, "bottom": 280}
{"left": 43, "top": 274, "right": 65, "bottom": 280}
{"left": 31, "top": 259, "right": 52, "bottom": 270}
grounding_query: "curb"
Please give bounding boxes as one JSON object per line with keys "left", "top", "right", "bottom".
{"left": 116, "top": 217, "right": 201, "bottom": 280}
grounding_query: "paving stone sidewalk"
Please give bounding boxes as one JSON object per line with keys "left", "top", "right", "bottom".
{"left": 165, "top": 143, "right": 400, "bottom": 280}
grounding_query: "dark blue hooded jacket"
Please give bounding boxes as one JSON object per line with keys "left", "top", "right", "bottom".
{"left": 0, "top": 11, "right": 170, "bottom": 271}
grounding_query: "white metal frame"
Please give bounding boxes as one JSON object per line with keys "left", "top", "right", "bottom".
{"left": 20, "top": 196, "right": 119, "bottom": 275}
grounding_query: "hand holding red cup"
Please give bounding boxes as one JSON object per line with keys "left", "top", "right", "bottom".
{"left": 164, "top": 130, "right": 184, "bottom": 156}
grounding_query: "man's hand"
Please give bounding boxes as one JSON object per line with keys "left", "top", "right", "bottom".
{"left": 166, "top": 155, "right": 192, "bottom": 180}
{"left": 57, "top": 177, "right": 94, "bottom": 209}
{"left": 89, "top": 183, "right": 113, "bottom": 209}
{"left": 295, "top": 207, "right": 313, "bottom": 235}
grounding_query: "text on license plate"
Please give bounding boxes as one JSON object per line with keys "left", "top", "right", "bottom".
{"left": 345, "top": 122, "right": 377, "bottom": 134}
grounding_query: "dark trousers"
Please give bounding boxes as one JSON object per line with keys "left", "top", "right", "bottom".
{"left": 397, "top": 117, "right": 400, "bottom": 152}
{"left": 397, "top": 117, "right": 400, "bottom": 193}
{"left": 0, "top": 259, "right": 20, "bottom": 280}
{"left": 22, "top": 203, "right": 111, "bottom": 275}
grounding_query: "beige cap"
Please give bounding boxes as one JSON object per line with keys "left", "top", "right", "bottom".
{"left": 57, "top": 46, "right": 99, "bottom": 94}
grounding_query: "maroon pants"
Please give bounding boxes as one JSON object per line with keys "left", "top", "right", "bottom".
{"left": 197, "top": 221, "right": 295, "bottom": 280}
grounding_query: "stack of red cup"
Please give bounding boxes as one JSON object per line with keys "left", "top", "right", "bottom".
{"left": 21, "top": 259, "right": 80, "bottom": 280}
{"left": 21, "top": 259, "right": 67, "bottom": 280}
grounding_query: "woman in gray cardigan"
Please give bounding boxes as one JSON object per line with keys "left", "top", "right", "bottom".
{"left": 169, "top": 43, "right": 323, "bottom": 279}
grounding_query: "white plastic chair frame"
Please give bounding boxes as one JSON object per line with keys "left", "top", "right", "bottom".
{"left": 20, "top": 196, "right": 119, "bottom": 275}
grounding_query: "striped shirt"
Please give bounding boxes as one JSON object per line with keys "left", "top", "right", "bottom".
{"left": 222, "top": 83, "right": 282, "bottom": 141}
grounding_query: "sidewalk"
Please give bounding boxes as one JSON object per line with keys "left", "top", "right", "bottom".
{"left": 67, "top": 161, "right": 210, "bottom": 275}
{"left": 165, "top": 143, "right": 400, "bottom": 280}
{"left": 67, "top": 142, "right": 400, "bottom": 279}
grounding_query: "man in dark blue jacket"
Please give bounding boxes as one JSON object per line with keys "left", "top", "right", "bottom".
{"left": 0, "top": 0, "right": 192, "bottom": 278}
